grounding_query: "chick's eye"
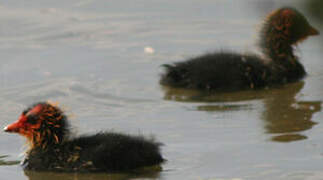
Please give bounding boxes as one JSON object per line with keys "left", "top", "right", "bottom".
{"left": 27, "top": 115, "right": 38, "bottom": 125}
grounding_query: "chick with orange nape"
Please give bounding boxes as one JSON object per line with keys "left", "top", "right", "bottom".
{"left": 4, "top": 102, "right": 164, "bottom": 172}
{"left": 160, "top": 7, "right": 319, "bottom": 91}
{"left": 5, "top": 102, "right": 66, "bottom": 149}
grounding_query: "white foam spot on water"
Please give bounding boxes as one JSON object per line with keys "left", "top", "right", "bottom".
{"left": 144, "top": 46, "right": 155, "bottom": 54}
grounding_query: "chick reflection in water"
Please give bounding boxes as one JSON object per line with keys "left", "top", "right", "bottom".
{"left": 24, "top": 170, "right": 160, "bottom": 180}
{"left": 262, "top": 82, "right": 321, "bottom": 142}
{"left": 163, "top": 82, "right": 321, "bottom": 143}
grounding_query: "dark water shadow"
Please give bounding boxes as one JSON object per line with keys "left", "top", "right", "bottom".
{"left": 161, "top": 82, "right": 321, "bottom": 142}
{"left": 162, "top": 84, "right": 275, "bottom": 113}
{"left": 162, "top": 85, "right": 268, "bottom": 103}
{"left": 0, "top": 155, "right": 20, "bottom": 166}
{"left": 24, "top": 169, "right": 161, "bottom": 180}
{"left": 196, "top": 103, "right": 253, "bottom": 112}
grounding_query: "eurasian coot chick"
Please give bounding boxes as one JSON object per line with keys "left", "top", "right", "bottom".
{"left": 160, "top": 7, "right": 319, "bottom": 91}
{"left": 4, "top": 102, "right": 164, "bottom": 172}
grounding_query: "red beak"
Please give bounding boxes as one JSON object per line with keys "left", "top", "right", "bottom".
{"left": 4, "top": 115, "right": 27, "bottom": 133}
{"left": 4, "top": 121, "right": 21, "bottom": 133}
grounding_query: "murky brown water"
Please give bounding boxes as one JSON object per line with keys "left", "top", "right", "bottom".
{"left": 0, "top": 0, "right": 322, "bottom": 180}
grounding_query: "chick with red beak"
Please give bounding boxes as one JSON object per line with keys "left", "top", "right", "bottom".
{"left": 4, "top": 104, "right": 43, "bottom": 138}
{"left": 4, "top": 102, "right": 164, "bottom": 172}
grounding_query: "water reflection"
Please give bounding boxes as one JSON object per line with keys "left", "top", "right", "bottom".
{"left": 196, "top": 104, "right": 252, "bottom": 112}
{"left": 162, "top": 82, "right": 321, "bottom": 142}
{"left": 262, "top": 82, "right": 321, "bottom": 142}
{"left": 24, "top": 170, "right": 161, "bottom": 180}
{"left": 162, "top": 86, "right": 267, "bottom": 103}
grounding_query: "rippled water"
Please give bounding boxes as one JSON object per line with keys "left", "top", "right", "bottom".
{"left": 0, "top": 0, "right": 322, "bottom": 180}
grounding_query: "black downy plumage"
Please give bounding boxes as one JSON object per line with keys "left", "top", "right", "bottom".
{"left": 160, "top": 7, "right": 319, "bottom": 91}
{"left": 4, "top": 102, "right": 164, "bottom": 172}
